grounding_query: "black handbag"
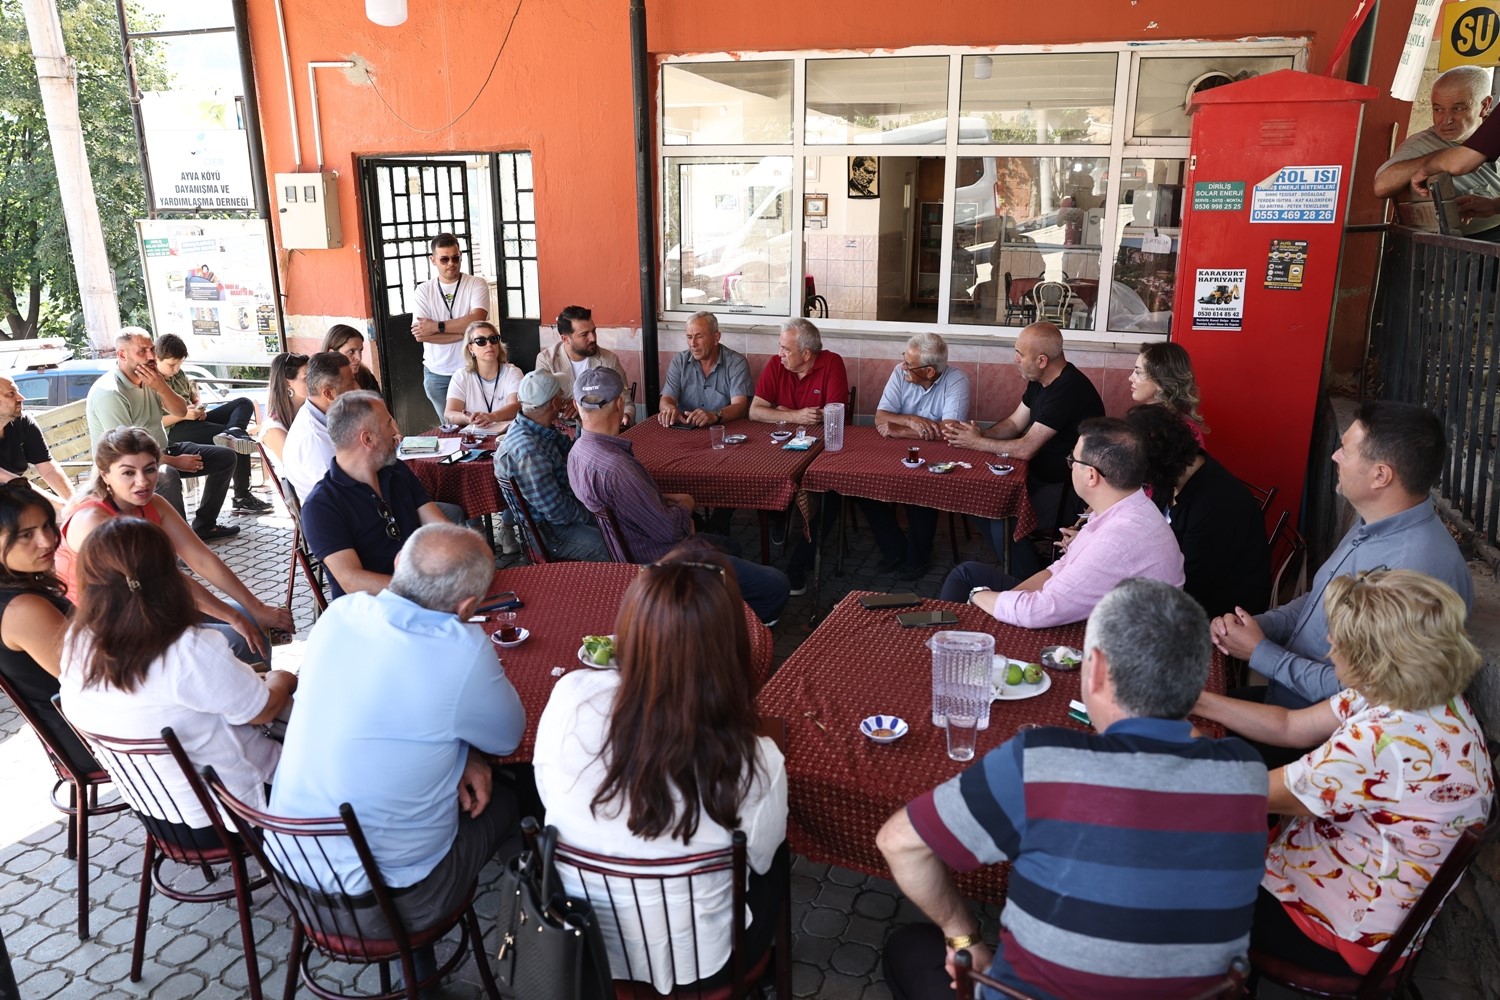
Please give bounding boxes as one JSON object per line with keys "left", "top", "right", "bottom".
{"left": 495, "top": 818, "right": 612, "bottom": 1000}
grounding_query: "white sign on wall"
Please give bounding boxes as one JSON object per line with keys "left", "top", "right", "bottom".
{"left": 141, "top": 91, "right": 256, "bottom": 213}
{"left": 136, "top": 219, "right": 279, "bottom": 363}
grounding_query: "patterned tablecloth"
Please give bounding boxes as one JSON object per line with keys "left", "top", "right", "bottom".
{"left": 623, "top": 418, "right": 821, "bottom": 513}
{"left": 403, "top": 430, "right": 506, "bottom": 518}
{"left": 802, "top": 425, "right": 1037, "bottom": 541}
{"left": 482, "top": 563, "right": 775, "bottom": 761}
{"left": 755, "top": 592, "right": 1227, "bottom": 903}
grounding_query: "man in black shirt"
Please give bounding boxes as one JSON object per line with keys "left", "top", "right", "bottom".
{"left": 943, "top": 321, "right": 1103, "bottom": 576}
{"left": 0, "top": 377, "right": 74, "bottom": 504}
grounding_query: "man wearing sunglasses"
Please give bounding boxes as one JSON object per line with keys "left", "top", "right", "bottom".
{"left": 411, "top": 234, "right": 490, "bottom": 418}
{"left": 300, "top": 391, "right": 452, "bottom": 599}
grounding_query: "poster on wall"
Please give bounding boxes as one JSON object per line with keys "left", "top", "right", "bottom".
{"left": 1265, "top": 239, "right": 1309, "bottom": 291}
{"left": 141, "top": 91, "right": 257, "bottom": 213}
{"left": 135, "top": 219, "right": 280, "bottom": 363}
{"left": 1191, "top": 268, "right": 1246, "bottom": 331}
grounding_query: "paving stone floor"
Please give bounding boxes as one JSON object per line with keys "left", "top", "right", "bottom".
{"left": 0, "top": 485, "right": 1453, "bottom": 997}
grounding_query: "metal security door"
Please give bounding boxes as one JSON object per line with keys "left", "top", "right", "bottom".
{"left": 361, "top": 158, "right": 479, "bottom": 433}
{"left": 492, "top": 152, "right": 541, "bottom": 371}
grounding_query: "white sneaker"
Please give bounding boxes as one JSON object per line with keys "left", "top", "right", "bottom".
{"left": 497, "top": 522, "right": 522, "bottom": 555}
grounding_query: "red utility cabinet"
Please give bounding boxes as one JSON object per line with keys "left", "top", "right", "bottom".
{"left": 1172, "top": 70, "right": 1376, "bottom": 530}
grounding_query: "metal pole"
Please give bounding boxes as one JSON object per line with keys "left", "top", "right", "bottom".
{"left": 630, "top": 0, "right": 660, "bottom": 410}
{"left": 112, "top": 0, "right": 156, "bottom": 218}
{"left": 232, "top": 0, "right": 288, "bottom": 350}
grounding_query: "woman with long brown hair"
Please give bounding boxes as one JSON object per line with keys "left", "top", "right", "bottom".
{"left": 260, "top": 351, "right": 310, "bottom": 463}
{"left": 1129, "top": 341, "right": 1206, "bottom": 445}
{"left": 57, "top": 428, "right": 293, "bottom": 666}
{"left": 322, "top": 324, "right": 380, "bottom": 392}
{"left": 533, "top": 540, "right": 787, "bottom": 993}
{"left": 57, "top": 518, "right": 295, "bottom": 838}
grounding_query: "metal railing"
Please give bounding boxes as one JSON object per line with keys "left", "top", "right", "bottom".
{"left": 1370, "top": 225, "right": 1500, "bottom": 548}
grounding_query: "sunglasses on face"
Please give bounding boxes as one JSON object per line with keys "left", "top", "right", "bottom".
{"left": 470, "top": 335, "right": 502, "bottom": 347}
{"left": 434, "top": 254, "right": 461, "bottom": 264}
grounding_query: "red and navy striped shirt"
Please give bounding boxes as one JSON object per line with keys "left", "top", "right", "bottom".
{"left": 907, "top": 717, "right": 1268, "bottom": 1000}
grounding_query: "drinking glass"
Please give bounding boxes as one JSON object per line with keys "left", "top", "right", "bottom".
{"left": 709, "top": 424, "right": 726, "bottom": 449}
{"left": 945, "top": 714, "right": 979, "bottom": 761}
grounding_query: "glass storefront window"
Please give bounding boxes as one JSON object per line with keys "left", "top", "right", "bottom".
{"left": 662, "top": 61, "right": 794, "bottom": 145}
{"left": 1133, "top": 55, "right": 1294, "bottom": 138}
{"left": 951, "top": 156, "right": 1108, "bottom": 328}
{"left": 663, "top": 157, "right": 794, "bottom": 314}
{"left": 805, "top": 57, "right": 950, "bottom": 144}
{"left": 1107, "top": 157, "right": 1186, "bottom": 334}
{"left": 958, "top": 53, "right": 1116, "bottom": 144}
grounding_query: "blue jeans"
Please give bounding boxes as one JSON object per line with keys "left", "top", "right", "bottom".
{"left": 697, "top": 532, "right": 790, "bottom": 624}
{"left": 423, "top": 367, "right": 452, "bottom": 420}
{"left": 542, "top": 522, "right": 611, "bottom": 562}
{"left": 201, "top": 598, "right": 272, "bottom": 668}
{"left": 939, "top": 565, "right": 1021, "bottom": 603}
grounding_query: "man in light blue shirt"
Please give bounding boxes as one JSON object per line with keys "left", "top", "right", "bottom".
{"left": 270, "top": 523, "right": 525, "bottom": 940}
{"left": 1212, "top": 401, "right": 1474, "bottom": 712}
{"left": 865, "top": 333, "right": 972, "bottom": 579}
{"left": 657, "top": 311, "right": 754, "bottom": 427}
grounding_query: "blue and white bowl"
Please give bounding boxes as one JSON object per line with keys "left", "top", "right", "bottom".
{"left": 860, "top": 715, "right": 909, "bottom": 744}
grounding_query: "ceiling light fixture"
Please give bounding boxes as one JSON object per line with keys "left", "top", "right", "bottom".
{"left": 366, "top": 0, "right": 408, "bottom": 27}
{"left": 973, "top": 55, "right": 993, "bottom": 80}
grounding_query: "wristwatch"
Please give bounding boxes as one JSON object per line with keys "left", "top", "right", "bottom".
{"left": 968, "top": 586, "right": 993, "bottom": 605}
{"left": 713, "top": 409, "right": 723, "bottom": 424}
{"left": 438, "top": 320, "right": 446, "bottom": 334}
{"left": 945, "top": 931, "right": 983, "bottom": 951}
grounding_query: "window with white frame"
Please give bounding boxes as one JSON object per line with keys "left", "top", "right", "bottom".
{"left": 659, "top": 43, "right": 1301, "bottom": 340}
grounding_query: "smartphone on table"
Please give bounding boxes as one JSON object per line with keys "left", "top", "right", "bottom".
{"left": 897, "top": 610, "right": 959, "bottom": 628}
{"left": 478, "top": 591, "right": 523, "bottom": 612}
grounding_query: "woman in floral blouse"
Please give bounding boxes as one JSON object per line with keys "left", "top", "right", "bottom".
{"left": 1194, "top": 568, "right": 1492, "bottom": 976}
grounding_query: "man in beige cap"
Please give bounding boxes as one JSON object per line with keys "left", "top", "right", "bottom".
{"left": 493, "top": 368, "right": 609, "bottom": 561}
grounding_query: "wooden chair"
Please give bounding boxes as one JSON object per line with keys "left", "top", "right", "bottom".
{"left": 201, "top": 767, "right": 500, "bottom": 1000}
{"left": 1248, "top": 803, "right": 1496, "bottom": 999}
{"left": 259, "top": 443, "right": 329, "bottom": 615}
{"left": 497, "top": 474, "right": 558, "bottom": 565}
{"left": 954, "top": 950, "right": 1248, "bottom": 1000}
{"left": 0, "top": 676, "right": 125, "bottom": 939}
{"left": 1267, "top": 510, "right": 1309, "bottom": 610}
{"left": 592, "top": 505, "right": 637, "bottom": 564}
{"left": 58, "top": 712, "right": 269, "bottom": 998}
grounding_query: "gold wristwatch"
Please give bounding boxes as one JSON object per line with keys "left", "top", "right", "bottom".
{"left": 945, "top": 931, "right": 983, "bottom": 950}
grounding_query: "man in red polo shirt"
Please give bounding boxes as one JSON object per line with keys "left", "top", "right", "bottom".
{"left": 750, "top": 318, "right": 849, "bottom": 592}
{"left": 750, "top": 318, "right": 849, "bottom": 425}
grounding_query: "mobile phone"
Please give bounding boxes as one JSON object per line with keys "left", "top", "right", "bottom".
{"left": 478, "top": 591, "right": 523, "bottom": 612}
{"left": 897, "top": 610, "right": 959, "bottom": 628}
{"left": 860, "top": 592, "right": 921, "bottom": 610}
{"left": 440, "top": 450, "right": 465, "bottom": 464}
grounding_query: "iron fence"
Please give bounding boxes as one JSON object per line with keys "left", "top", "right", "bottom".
{"left": 1371, "top": 225, "right": 1500, "bottom": 548}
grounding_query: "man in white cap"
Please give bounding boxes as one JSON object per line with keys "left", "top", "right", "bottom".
{"left": 493, "top": 369, "right": 609, "bottom": 561}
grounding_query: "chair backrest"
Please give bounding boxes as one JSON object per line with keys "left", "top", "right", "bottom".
{"left": 497, "top": 475, "right": 553, "bottom": 564}
{"left": 551, "top": 830, "right": 750, "bottom": 997}
{"left": 591, "top": 505, "right": 636, "bottom": 564}
{"left": 268, "top": 461, "right": 329, "bottom": 612}
{"left": 1031, "top": 281, "right": 1071, "bottom": 320}
{"left": 953, "top": 951, "right": 1248, "bottom": 1000}
{"left": 1239, "top": 478, "right": 1278, "bottom": 515}
{"left": 1266, "top": 510, "right": 1308, "bottom": 609}
{"left": 0, "top": 670, "right": 99, "bottom": 782}
{"left": 57, "top": 708, "right": 220, "bottom": 860}
{"left": 201, "top": 766, "right": 416, "bottom": 959}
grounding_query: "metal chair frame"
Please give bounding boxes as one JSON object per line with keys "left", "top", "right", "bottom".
{"left": 0, "top": 674, "right": 125, "bottom": 939}
{"left": 258, "top": 441, "right": 329, "bottom": 615}
{"left": 201, "top": 767, "right": 500, "bottom": 1000}
{"left": 592, "top": 505, "right": 637, "bottom": 564}
{"left": 497, "top": 474, "right": 558, "bottom": 565}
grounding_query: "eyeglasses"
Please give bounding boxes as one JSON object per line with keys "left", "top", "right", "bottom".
{"left": 470, "top": 335, "right": 502, "bottom": 347}
{"left": 1064, "top": 455, "right": 1096, "bottom": 471}
{"left": 433, "top": 254, "right": 461, "bottom": 264}
{"left": 645, "top": 559, "right": 727, "bottom": 582}
{"left": 375, "top": 499, "right": 400, "bottom": 541}
{"left": 901, "top": 363, "right": 936, "bottom": 374}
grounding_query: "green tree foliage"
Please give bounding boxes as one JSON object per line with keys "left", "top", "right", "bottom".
{"left": 0, "top": 0, "right": 166, "bottom": 344}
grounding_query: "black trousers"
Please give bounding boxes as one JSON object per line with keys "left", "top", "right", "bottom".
{"left": 167, "top": 397, "right": 256, "bottom": 498}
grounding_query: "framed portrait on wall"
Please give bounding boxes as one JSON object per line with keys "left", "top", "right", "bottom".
{"left": 848, "top": 156, "right": 879, "bottom": 199}
{"left": 804, "top": 194, "right": 828, "bottom": 218}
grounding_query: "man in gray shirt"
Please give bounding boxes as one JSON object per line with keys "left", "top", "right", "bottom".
{"left": 1374, "top": 66, "right": 1500, "bottom": 239}
{"left": 1211, "top": 401, "right": 1473, "bottom": 709}
{"left": 656, "top": 312, "right": 752, "bottom": 427}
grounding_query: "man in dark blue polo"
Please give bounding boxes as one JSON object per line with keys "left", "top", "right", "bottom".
{"left": 300, "top": 391, "right": 455, "bottom": 599}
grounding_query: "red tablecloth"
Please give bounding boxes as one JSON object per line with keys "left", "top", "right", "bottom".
{"left": 802, "top": 425, "right": 1036, "bottom": 540}
{"left": 404, "top": 431, "right": 506, "bottom": 518}
{"left": 623, "top": 417, "right": 820, "bottom": 513}
{"left": 482, "top": 563, "right": 775, "bottom": 761}
{"left": 755, "top": 592, "right": 1227, "bottom": 903}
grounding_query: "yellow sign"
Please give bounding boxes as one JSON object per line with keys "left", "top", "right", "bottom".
{"left": 1439, "top": 1, "right": 1500, "bottom": 68}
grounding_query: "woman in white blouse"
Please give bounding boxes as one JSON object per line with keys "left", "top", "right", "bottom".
{"left": 533, "top": 541, "right": 787, "bottom": 994}
{"left": 443, "top": 321, "right": 522, "bottom": 432}
{"left": 58, "top": 517, "right": 295, "bottom": 845}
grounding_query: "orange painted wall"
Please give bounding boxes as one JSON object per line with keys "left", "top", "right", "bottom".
{"left": 249, "top": 0, "right": 1419, "bottom": 367}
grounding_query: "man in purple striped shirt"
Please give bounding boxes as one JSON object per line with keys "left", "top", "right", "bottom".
{"left": 566, "top": 367, "right": 789, "bottom": 624}
{"left": 877, "top": 579, "right": 1267, "bottom": 1000}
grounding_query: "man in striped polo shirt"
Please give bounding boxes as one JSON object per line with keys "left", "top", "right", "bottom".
{"left": 877, "top": 578, "right": 1268, "bottom": 1000}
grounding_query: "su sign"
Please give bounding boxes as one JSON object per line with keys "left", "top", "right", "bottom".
{"left": 1439, "top": 1, "right": 1500, "bottom": 68}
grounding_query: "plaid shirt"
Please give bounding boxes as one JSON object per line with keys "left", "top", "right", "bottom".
{"left": 494, "top": 413, "right": 592, "bottom": 527}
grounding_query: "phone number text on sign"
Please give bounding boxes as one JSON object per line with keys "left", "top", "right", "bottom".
{"left": 1250, "top": 165, "right": 1342, "bottom": 224}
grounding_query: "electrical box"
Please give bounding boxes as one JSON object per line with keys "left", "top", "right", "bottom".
{"left": 274, "top": 172, "right": 342, "bottom": 249}
{"left": 1171, "top": 70, "right": 1375, "bottom": 530}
